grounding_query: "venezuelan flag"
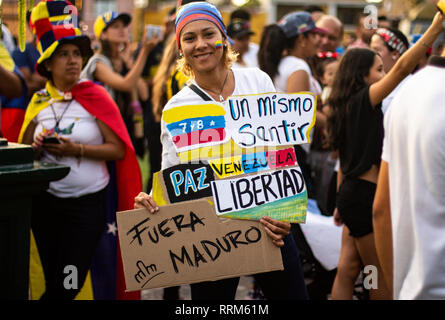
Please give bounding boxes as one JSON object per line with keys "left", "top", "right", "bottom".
{"left": 163, "top": 103, "right": 227, "bottom": 151}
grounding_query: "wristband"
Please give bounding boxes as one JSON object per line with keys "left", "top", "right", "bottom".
{"left": 130, "top": 101, "right": 143, "bottom": 113}
{"left": 419, "top": 40, "right": 430, "bottom": 49}
{"left": 78, "top": 143, "right": 85, "bottom": 158}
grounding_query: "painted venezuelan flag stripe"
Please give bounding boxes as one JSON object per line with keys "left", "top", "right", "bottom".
{"left": 172, "top": 127, "right": 226, "bottom": 148}
{"left": 162, "top": 104, "right": 226, "bottom": 124}
{"left": 219, "top": 191, "right": 308, "bottom": 223}
{"left": 166, "top": 115, "right": 225, "bottom": 136}
{"left": 266, "top": 148, "right": 297, "bottom": 169}
{"left": 241, "top": 152, "right": 268, "bottom": 174}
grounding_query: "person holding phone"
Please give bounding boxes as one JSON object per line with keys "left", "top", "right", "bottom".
{"left": 134, "top": 1, "right": 308, "bottom": 300}
{"left": 18, "top": 1, "right": 141, "bottom": 300}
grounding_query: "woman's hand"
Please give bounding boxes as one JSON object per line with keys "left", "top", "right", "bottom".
{"left": 431, "top": 10, "right": 445, "bottom": 32}
{"left": 333, "top": 207, "right": 343, "bottom": 226}
{"left": 141, "top": 29, "right": 162, "bottom": 53}
{"left": 42, "top": 136, "right": 80, "bottom": 157}
{"left": 32, "top": 132, "right": 45, "bottom": 151}
{"left": 260, "top": 216, "right": 291, "bottom": 248}
{"left": 134, "top": 192, "right": 159, "bottom": 213}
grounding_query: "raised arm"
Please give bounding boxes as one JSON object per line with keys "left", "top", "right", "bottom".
{"left": 93, "top": 34, "right": 161, "bottom": 93}
{"left": 0, "top": 63, "right": 23, "bottom": 98}
{"left": 369, "top": 12, "right": 444, "bottom": 107}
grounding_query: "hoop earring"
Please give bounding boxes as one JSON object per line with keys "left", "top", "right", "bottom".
{"left": 179, "top": 52, "right": 183, "bottom": 58}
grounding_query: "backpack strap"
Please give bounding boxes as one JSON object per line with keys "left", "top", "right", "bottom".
{"left": 188, "top": 83, "right": 213, "bottom": 102}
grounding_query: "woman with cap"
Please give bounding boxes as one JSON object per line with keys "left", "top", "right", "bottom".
{"left": 82, "top": 11, "right": 160, "bottom": 98}
{"left": 134, "top": 1, "right": 308, "bottom": 300}
{"left": 81, "top": 11, "right": 161, "bottom": 156}
{"left": 227, "top": 18, "right": 255, "bottom": 68}
{"left": 258, "top": 11, "right": 325, "bottom": 98}
{"left": 19, "top": 0, "right": 141, "bottom": 300}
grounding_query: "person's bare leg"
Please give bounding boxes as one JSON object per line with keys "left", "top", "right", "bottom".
{"left": 354, "top": 232, "right": 391, "bottom": 300}
{"left": 331, "top": 225, "right": 362, "bottom": 300}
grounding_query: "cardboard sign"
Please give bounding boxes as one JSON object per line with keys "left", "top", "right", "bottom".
{"left": 211, "top": 166, "right": 307, "bottom": 223}
{"left": 163, "top": 92, "right": 316, "bottom": 159}
{"left": 116, "top": 200, "right": 283, "bottom": 292}
{"left": 226, "top": 92, "right": 316, "bottom": 148}
{"left": 154, "top": 163, "right": 307, "bottom": 223}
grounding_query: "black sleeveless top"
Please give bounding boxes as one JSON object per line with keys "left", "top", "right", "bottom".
{"left": 340, "top": 85, "right": 384, "bottom": 179}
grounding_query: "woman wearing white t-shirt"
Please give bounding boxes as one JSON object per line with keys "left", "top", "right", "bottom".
{"left": 134, "top": 2, "right": 308, "bottom": 300}
{"left": 258, "top": 11, "right": 324, "bottom": 98}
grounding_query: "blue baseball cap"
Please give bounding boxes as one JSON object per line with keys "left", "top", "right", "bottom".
{"left": 278, "top": 11, "right": 327, "bottom": 38}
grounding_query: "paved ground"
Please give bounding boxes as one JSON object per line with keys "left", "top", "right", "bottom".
{"left": 141, "top": 276, "right": 253, "bottom": 300}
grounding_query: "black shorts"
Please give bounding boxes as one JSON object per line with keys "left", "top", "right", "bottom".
{"left": 336, "top": 178, "right": 376, "bottom": 238}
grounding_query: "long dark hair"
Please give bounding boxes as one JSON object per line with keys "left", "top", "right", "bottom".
{"left": 258, "top": 24, "right": 297, "bottom": 80}
{"left": 327, "top": 48, "right": 377, "bottom": 150}
{"left": 100, "top": 39, "right": 113, "bottom": 61}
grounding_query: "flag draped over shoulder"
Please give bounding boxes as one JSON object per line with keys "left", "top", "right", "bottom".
{"left": 19, "top": 80, "right": 142, "bottom": 300}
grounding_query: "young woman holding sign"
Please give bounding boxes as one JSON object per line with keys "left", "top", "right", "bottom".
{"left": 327, "top": 11, "right": 444, "bottom": 299}
{"left": 134, "top": 1, "right": 308, "bottom": 300}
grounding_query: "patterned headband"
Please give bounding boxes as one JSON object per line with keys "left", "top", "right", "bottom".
{"left": 375, "top": 28, "right": 408, "bottom": 56}
{"left": 175, "top": 2, "right": 230, "bottom": 49}
{"left": 317, "top": 52, "right": 339, "bottom": 59}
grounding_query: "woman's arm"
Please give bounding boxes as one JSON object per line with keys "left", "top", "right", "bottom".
{"left": 372, "top": 160, "right": 393, "bottom": 295}
{"left": 369, "top": 12, "right": 444, "bottom": 107}
{"left": 286, "top": 70, "right": 326, "bottom": 128}
{"left": 0, "top": 64, "right": 23, "bottom": 98}
{"left": 286, "top": 70, "right": 310, "bottom": 93}
{"left": 333, "top": 160, "right": 343, "bottom": 226}
{"left": 137, "top": 78, "right": 149, "bottom": 102}
{"left": 93, "top": 35, "right": 161, "bottom": 93}
{"left": 21, "top": 121, "right": 44, "bottom": 160}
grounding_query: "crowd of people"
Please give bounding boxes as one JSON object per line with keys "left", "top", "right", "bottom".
{"left": 1, "top": 0, "right": 445, "bottom": 300}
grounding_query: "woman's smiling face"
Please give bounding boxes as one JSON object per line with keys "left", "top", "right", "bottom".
{"left": 179, "top": 20, "right": 225, "bottom": 74}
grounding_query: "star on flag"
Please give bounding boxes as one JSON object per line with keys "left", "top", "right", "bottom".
{"left": 107, "top": 222, "right": 117, "bottom": 236}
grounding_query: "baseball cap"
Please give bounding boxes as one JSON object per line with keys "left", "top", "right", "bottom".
{"left": 94, "top": 11, "right": 131, "bottom": 39}
{"left": 227, "top": 19, "right": 255, "bottom": 39}
{"left": 278, "top": 11, "right": 327, "bottom": 38}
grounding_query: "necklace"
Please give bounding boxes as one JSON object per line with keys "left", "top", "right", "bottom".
{"left": 198, "top": 70, "right": 230, "bottom": 102}
{"left": 49, "top": 99, "right": 74, "bottom": 133}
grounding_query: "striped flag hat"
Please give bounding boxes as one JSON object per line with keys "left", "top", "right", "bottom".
{"left": 175, "top": 1, "right": 233, "bottom": 49}
{"left": 30, "top": 0, "right": 93, "bottom": 78}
